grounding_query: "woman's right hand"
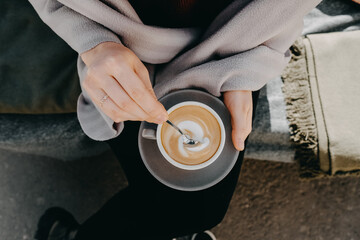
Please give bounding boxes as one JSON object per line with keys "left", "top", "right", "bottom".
{"left": 80, "top": 42, "right": 168, "bottom": 124}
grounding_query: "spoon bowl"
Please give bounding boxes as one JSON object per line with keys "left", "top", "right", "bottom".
{"left": 182, "top": 135, "right": 201, "bottom": 147}
{"left": 166, "top": 120, "right": 200, "bottom": 147}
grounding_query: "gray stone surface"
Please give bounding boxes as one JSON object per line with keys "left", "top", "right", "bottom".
{"left": 0, "top": 114, "right": 109, "bottom": 161}
{"left": 1, "top": 150, "right": 360, "bottom": 240}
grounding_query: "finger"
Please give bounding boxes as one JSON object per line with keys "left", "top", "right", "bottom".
{"left": 133, "top": 61, "right": 157, "bottom": 98}
{"left": 113, "top": 66, "right": 168, "bottom": 123}
{"left": 85, "top": 84, "right": 139, "bottom": 123}
{"left": 101, "top": 75, "right": 151, "bottom": 122}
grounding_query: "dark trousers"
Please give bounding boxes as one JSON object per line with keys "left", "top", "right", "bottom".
{"left": 75, "top": 91, "right": 260, "bottom": 240}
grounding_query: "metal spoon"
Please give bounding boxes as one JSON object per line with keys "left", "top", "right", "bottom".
{"left": 165, "top": 120, "right": 200, "bottom": 146}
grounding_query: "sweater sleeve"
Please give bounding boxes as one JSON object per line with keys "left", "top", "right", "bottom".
{"left": 28, "top": 0, "right": 121, "bottom": 54}
{"left": 217, "top": 0, "right": 319, "bottom": 93}
{"left": 219, "top": 17, "right": 304, "bottom": 93}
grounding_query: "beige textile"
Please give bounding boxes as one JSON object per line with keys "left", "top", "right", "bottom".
{"left": 303, "top": 31, "right": 360, "bottom": 174}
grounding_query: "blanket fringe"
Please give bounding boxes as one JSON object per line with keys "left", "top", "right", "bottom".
{"left": 281, "top": 38, "right": 326, "bottom": 178}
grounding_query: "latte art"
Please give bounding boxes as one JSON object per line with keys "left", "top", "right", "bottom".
{"left": 177, "top": 120, "right": 210, "bottom": 157}
{"left": 160, "top": 105, "right": 221, "bottom": 165}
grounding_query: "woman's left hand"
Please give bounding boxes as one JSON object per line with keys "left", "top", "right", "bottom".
{"left": 223, "top": 90, "right": 253, "bottom": 151}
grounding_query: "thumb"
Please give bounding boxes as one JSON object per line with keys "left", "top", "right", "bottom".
{"left": 224, "top": 91, "right": 253, "bottom": 151}
{"left": 231, "top": 111, "right": 249, "bottom": 151}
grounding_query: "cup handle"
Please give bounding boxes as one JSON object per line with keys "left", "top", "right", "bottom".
{"left": 141, "top": 122, "right": 157, "bottom": 140}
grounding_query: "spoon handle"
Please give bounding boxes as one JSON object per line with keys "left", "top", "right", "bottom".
{"left": 166, "top": 120, "right": 185, "bottom": 136}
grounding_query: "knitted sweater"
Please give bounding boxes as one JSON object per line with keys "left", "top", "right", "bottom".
{"left": 28, "top": 0, "right": 321, "bottom": 141}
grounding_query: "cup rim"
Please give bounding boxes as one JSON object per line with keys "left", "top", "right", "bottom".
{"left": 156, "top": 101, "right": 226, "bottom": 170}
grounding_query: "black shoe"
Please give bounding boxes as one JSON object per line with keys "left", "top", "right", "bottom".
{"left": 34, "top": 207, "right": 79, "bottom": 240}
{"left": 191, "top": 230, "right": 216, "bottom": 240}
{"left": 174, "top": 230, "right": 216, "bottom": 240}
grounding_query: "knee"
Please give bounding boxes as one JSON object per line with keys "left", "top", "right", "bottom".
{"left": 203, "top": 208, "right": 228, "bottom": 229}
{"left": 189, "top": 204, "right": 229, "bottom": 231}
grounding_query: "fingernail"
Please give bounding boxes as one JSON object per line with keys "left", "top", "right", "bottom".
{"left": 156, "top": 114, "right": 168, "bottom": 124}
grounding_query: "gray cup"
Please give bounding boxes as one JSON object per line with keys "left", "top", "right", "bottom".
{"left": 138, "top": 89, "right": 239, "bottom": 191}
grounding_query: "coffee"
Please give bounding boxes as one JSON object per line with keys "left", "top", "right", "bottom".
{"left": 160, "top": 104, "right": 222, "bottom": 165}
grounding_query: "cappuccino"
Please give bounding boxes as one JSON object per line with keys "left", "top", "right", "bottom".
{"left": 160, "top": 104, "right": 221, "bottom": 165}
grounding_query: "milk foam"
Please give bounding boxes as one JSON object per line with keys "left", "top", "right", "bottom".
{"left": 177, "top": 120, "right": 210, "bottom": 157}
{"left": 160, "top": 104, "right": 222, "bottom": 166}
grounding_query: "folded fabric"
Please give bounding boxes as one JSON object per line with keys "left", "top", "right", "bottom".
{"left": 282, "top": 30, "right": 360, "bottom": 176}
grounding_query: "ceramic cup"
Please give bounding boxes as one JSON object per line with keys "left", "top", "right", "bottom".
{"left": 138, "top": 89, "right": 239, "bottom": 191}
{"left": 156, "top": 101, "right": 226, "bottom": 170}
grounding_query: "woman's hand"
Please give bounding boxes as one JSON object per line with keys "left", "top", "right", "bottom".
{"left": 223, "top": 90, "right": 253, "bottom": 151}
{"left": 81, "top": 42, "right": 168, "bottom": 124}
